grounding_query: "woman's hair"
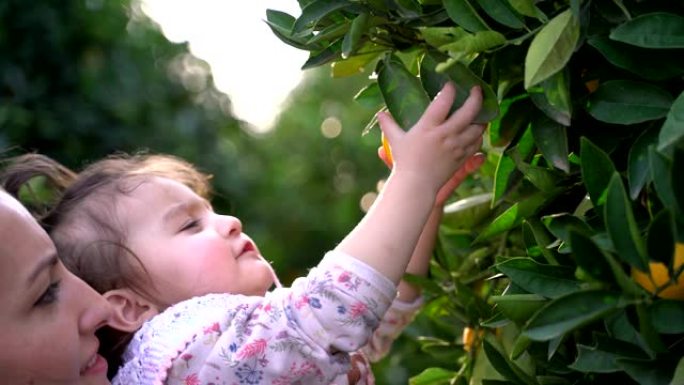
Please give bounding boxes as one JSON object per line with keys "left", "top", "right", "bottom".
{"left": 0, "top": 152, "right": 212, "bottom": 374}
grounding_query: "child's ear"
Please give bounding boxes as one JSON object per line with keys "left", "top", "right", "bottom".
{"left": 103, "top": 289, "right": 159, "bottom": 332}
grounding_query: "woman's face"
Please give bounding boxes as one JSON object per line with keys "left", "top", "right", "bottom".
{"left": 0, "top": 192, "right": 112, "bottom": 384}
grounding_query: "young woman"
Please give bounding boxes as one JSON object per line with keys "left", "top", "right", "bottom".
{"left": 0, "top": 189, "right": 113, "bottom": 384}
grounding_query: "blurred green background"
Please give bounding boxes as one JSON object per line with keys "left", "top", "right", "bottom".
{"left": 0, "top": 0, "right": 390, "bottom": 280}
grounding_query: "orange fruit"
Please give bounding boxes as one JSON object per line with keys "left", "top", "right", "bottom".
{"left": 381, "top": 132, "right": 393, "bottom": 167}
{"left": 632, "top": 243, "right": 684, "bottom": 300}
{"left": 462, "top": 326, "right": 484, "bottom": 352}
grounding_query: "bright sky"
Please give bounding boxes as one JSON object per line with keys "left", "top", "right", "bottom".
{"left": 140, "top": 0, "right": 307, "bottom": 132}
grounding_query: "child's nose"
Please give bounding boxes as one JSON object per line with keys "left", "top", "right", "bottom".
{"left": 216, "top": 214, "right": 242, "bottom": 238}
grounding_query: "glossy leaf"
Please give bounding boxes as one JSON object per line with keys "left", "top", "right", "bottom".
{"left": 524, "top": 9, "right": 579, "bottom": 89}
{"left": 477, "top": 192, "right": 547, "bottom": 241}
{"left": 443, "top": 0, "right": 489, "bottom": 32}
{"left": 482, "top": 338, "right": 535, "bottom": 385}
{"left": 377, "top": 55, "right": 431, "bottom": 129}
{"left": 580, "top": 137, "right": 616, "bottom": 207}
{"left": 292, "top": 0, "right": 353, "bottom": 33}
{"left": 341, "top": 13, "right": 369, "bottom": 58}
{"left": 410, "top": 367, "right": 457, "bottom": 384}
{"left": 671, "top": 358, "right": 684, "bottom": 385}
{"left": 478, "top": 0, "right": 525, "bottom": 29}
{"left": 658, "top": 91, "right": 684, "bottom": 152}
{"left": 496, "top": 257, "right": 581, "bottom": 298}
{"left": 265, "top": 10, "right": 316, "bottom": 50}
{"left": 618, "top": 357, "right": 680, "bottom": 385}
{"left": 507, "top": 0, "right": 542, "bottom": 19}
{"left": 610, "top": 12, "right": 684, "bottom": 49}
{"left": 531, "top": 116, "right": 569, "bottom": 173}
{"left": 488, "top": 97, "right": 533, "bottom": 148}
{"left": 649, "top": 300, "right": 684, "bottom": 334}
{"left": 543, "top": 214, "right": 593, "bottom": 244}
{"left": 331, "top": 51, "right": 379, "bottom": 77}
{"left": 420, "top": 52, "right": 500, "bottom": 123}
{"left": 523, "top": 290, "right": 627, "bottom": 341}
{"left": 628, "top": 127, "right": 659, "bottom": 199}
{"left": 529, "top": 69, "right": 573, "bottom": 126}
{"left": 587, "top": 36, "right": 684, "bottom": 81}
{"left": 491, "top": 293, "right": 547, "bottom": 323}
{"left": 439, "top": 30, "right": 507, "bottom": 55}
{"left": 587, "top": 80, "right": 673, "bottom": 124}
{"left": 604, "top": 173, "right": 648, "bottom": 271}
{"left": 649, "top": 147, "right": 677, "bottom": 211}
{"left": 492, "top": 152, "right": 518, "bottom": 203}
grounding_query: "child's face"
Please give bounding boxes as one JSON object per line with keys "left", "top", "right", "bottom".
{"left": 0, "top": 192, "right": 112, "bottom": 385}
{"left": 119, "top": 177, "right": 275, "bottom": 305}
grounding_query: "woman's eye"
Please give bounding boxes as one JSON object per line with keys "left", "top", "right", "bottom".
{"left": 35, "top": 281, "right": 61, "bottom": 307}
{"left": 180, "top": 219, "right": 200, "bottom": 232}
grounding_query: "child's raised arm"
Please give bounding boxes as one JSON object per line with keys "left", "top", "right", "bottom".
{"left": 336, "top": 83, "right": 484, "bottom": 284}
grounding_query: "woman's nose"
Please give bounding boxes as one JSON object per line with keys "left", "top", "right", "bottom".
{"left": 216, "top": 214, "right": 242, "bottom": 238}
{"left": 73, "top": 275, "right": 113, "bottom": 334}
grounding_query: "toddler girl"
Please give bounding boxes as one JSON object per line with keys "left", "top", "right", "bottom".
{"left": 3, "top": 83, "right": 484, "bottom": 384}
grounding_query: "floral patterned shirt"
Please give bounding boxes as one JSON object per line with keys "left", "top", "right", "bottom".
{"left": 111, "top": 251, "right": 419, "bottom": 385}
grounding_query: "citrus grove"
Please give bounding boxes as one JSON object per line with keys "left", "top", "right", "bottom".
{"left": 266, "top": 1, "right": 684, "bottom": 384}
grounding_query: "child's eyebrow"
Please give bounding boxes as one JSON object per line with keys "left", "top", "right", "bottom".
{"left": 162, "top": 199, "right": 210, "bottom": 223}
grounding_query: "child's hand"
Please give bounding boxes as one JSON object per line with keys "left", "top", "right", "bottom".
{"left": 379, "top": 149, "right": 485, "bottom": 207}
{"left": 377, "top": 83, "right": 485, "bottom": 195}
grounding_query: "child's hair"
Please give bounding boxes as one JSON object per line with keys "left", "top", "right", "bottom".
{"left": 1, "top": 152, "right": 213, "bottom": 374}
{"left": 1, "top": 152, "right": 212, "bottom": 299}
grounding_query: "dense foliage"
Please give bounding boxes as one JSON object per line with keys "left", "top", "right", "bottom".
{"left": 268, "top": 0, "right": 684, "bottom": 384}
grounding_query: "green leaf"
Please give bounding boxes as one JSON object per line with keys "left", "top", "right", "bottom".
{"left": 610, "top": 12, "right": 684, "bottom": 49}
{"left": 523, "top": 290, "right": 627, "bottom": 341}
{"left": 353, "top": 83, "right": 383, "bottom": 110}
{"left": 671, "top": 358, "right": 684, "bottom": 385}
{"left": 649, "top": 300, "right": 684, "bottom": 334}
{"left": 628, "top": 127, "right": 659, "bottom": 199}
{"left": 491, "top": 293, "right": 548, "bottom": 323}
{"left": 658, "top": 91, "right": 684, "bottom": 152}
{"left": 420, "top": 52, "right": 500, "bottom": 123}
{"left": 265, "top": 10, "right": 317, "bottom": 50}
{"left": 409, "top": 367, "right": 457, "bottom": 385}
{"left": 649, "top": 147, "right": 677, "bottom": 211}
{"left": 331, "top": 51, "right": 379, "bottom": 77}
{"left": 421, "top": 27, "right": 469, "bottom": 49}
{"left": 580, "top": 137, "right": 616, "bottom": 207}
{"left": 506, "top": 0, "right": 540, "bottom": 19}
{"left": 587, "top": 80, "right": 673, "bottom": 124}
{"left": 293, "top": 0, "right": 353, "bottom": 33}
{"left": 587, "top": 36, "right": 684, "bottom": 81}
{"left": 377, "top": 55, "right": 431, "bottom": 129}
{"left": 482, "top": 338, "right": 535, "bottom": 385}
{"left": 542, "top": 214, "right": 593, "bottom": 244}
{"left": 439, "top": 30, "right": 507, "bottom": 55}
{"left": 570, "top": 335, "right": 649, "bottom": 373}
{"left": 306, "top": 22, "right": 349, "bottom": 45}
{"left": 302, "top": 44, "right": 341, "bottom": 69}
{"left": 477, "top": 192, "right": 547, "bottom": 241}
{"left": 443, "top": 0, "right": 489, "bottom": 32}
{"left": 605, "top": 172, "right": 648, "bottom": 271}
{"left": 647, "top": 210, "right": 675, "bottom": 266}
{"left": 569, "top": 231, "right": 614, "bottom": 283}
{"left": 605, "top": 311, "right": 653, "bottom": 357}
{"left": 531, "top": 116, "right": 569, "bottom": 173}
{"left": 529, "top": 69, "right": 573, "bottom": 127}
{"left": 524, "top": 9, "right": 579, "bottom": 89}
{"left": 496, "top": 257, "right": 581, "bottom": 298}
{"left": 478, "top": 0, "right": 525, "bottom": 29}
{"left": 488, "top": 97, "right": 533, "bottom": 148}
{"left": 523, "top": 218, "right": 559, "bottom": 265}
{"left": 492, "top": 152, "right": 519, "bottom": 202}
{"left": 341, "top": 13, "right": 369, "bottom": 58}
{"left": 618, "top": 357, "right": 680, "bottom": 385}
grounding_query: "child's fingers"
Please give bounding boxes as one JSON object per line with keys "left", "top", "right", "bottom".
{"left": 464, "top": 153, "right": 485, "bottom": 173}
{"left": 376, "top": 110, "right": 403, "bottom": 144}
{"left": 443, "top": 86, "right": 483, "bottom": 129}
{"left": 417, "top": 82, "right": 456, "bottom": 128}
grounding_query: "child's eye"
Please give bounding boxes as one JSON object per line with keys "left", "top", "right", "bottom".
{"left": 35, "top": 281, "right": 61, "bottom": 307}
{"left": 180, "top": 219, "right": 201, "bottom": 232}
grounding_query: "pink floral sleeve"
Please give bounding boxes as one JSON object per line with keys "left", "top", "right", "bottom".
{"left": 112, "top": 251, "right": 396, "bottom": 385}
